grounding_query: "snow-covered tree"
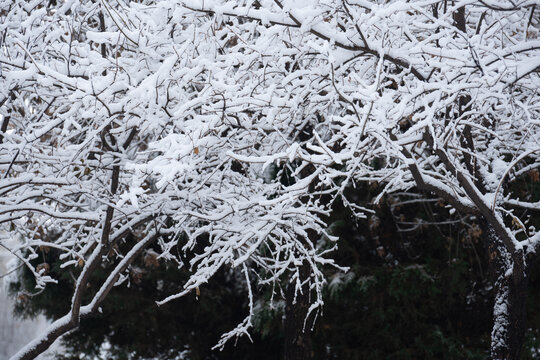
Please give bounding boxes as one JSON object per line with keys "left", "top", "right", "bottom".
{"left": 1, "top": 0, "right": 539, "bottom": 359}
{"left": 234, "top": 0, "right": 540, "bottom": 358}
{"left": 0, "top": 1, "right": 340, "bottom": 358}
{"left": 268, "top": 2, "right": 540, "bottom": 358}
{"left": 144, "top": 1, "right": 539, "bottom": 358}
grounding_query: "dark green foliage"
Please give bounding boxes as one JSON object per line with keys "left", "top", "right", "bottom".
{"left": 301, "top": 195, "right": 489, "bottom": 360}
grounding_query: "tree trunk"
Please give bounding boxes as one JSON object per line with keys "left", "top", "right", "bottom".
{"left": 283, "top": 264, "right": 313, "bottom": 360}
{"left": 485, "top": 225, "right": 528, "bottom": 360}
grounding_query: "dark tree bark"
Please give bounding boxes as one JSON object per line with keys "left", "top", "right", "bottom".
{"left": 483, "top": 223, "right": 528, "bottom": 360}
